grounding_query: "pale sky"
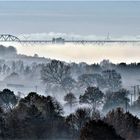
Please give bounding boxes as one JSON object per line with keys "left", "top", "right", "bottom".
{"left": 0, "top": 1, "right": 140, "bottom": 37}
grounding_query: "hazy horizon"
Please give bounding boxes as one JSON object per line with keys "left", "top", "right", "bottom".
{"left": 0, "top": 1, "right": 140, "bottom": 64}
{"left": 1, "top": 42, "right": 140, "bottom": 64}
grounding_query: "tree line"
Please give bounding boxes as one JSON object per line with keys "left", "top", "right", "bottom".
{"left": 0, "top": 88, "right": 139, "bottom": 139}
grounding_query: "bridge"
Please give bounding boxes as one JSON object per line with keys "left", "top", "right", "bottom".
{"left": 0, "top": 34, "right": 140, "bottom": 44}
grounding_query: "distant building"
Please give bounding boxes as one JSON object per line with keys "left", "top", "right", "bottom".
{"left": 52, "top": 37, "right": 65, "bottom": 44}
{"left": 34, "top": 54, "right": 39, "bottom": 57}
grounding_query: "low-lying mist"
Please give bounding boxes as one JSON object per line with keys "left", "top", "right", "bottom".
{"left": 2, "top": 42, "right": 140, "bottom": 64}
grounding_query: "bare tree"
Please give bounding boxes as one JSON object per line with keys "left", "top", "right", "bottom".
{"left": 41, "top": 60, "right": 71, "bottom": 91}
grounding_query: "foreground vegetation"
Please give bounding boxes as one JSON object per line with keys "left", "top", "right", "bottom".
{"left": 0, "top": 89, "right": 139, "bottom": 140}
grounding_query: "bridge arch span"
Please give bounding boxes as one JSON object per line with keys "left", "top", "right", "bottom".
{"left": 0, "top": 34, "right": 20, "bottom": 42}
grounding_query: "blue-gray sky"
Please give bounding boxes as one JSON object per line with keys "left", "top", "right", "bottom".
{"left": 0, "top": 1, "right": 140, "bottom": 37}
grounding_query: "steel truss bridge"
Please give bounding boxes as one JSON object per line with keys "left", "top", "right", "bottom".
{"left": 0, "top": 34, "right": 140, "bottom": 44}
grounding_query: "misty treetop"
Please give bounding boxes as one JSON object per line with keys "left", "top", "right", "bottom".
{"left": 0, "top": 45, "right": 139, "bottom": 96}
{"left": 103, "top": 89, "right": 130, "bottom": 113}
{"left": 0, "top": 45, "right": 17, "bottom": 57}
{"left": 79, "top": 87, "right": 104, "bottom": 109}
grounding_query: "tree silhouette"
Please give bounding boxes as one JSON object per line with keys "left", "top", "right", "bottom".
{"left": 64, "top": 93, "right": 77, "bottom": 110}
{"left": 41, "top": 60, "right": 70, "bottom": 92}
{"left": 103, "top": 89, "right": 130, "bottom": 112}
{"left": 80, "top": 120, "right": 124, "bottom": 140}
{"left": 130, "top": 96, "right": 140, "bottom": 114}
{"left": 78, "top": 73, "right": 105, "bottom": 89}
{"left": 79, "top": 87, "right": 104, "bottom": 109}
{"left": 102, "top": 70, "right": 122, "bottom": 92}
{"left": 66, "top": 108, "right": 91, "bottom": 132}
{"left": 61, "top": 77, "right": 76, "bottom": 92}
{"left": 0, "top": 89, "right": 17, "bottom": 111}
{"left": 5, "top": 92, "right": 66, "bottom": 139}
{"left": 105, "top": 108, "right": 140, "bottom": 140}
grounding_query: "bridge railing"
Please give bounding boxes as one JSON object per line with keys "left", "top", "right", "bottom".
{"left": 0, "top": 34, "right": 140, "bottom": 44}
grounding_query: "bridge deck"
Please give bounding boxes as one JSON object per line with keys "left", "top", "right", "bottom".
{"left": 0, "top": 40, "right": 140, "bottom": 43}
{"left": 0, "top": 34, "right": 140, "bottom": 43}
